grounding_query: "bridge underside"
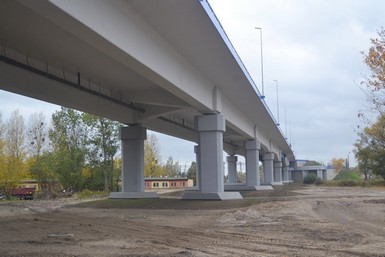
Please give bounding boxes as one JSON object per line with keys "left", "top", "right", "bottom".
{"left": 0, "top": 0, "right": 295, "bottom": 200}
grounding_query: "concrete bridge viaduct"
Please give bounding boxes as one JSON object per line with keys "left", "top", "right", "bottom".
{"left": 0, "top": 0, "right": 295, "bottom": 200}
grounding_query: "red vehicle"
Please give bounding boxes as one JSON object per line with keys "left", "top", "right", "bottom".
{"left": 11, "top": 187, "right": 36, "bottom": 200}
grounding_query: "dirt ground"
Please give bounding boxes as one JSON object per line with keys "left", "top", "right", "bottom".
{"left": 1, "top": 184, "right": 385, "bottom": 257}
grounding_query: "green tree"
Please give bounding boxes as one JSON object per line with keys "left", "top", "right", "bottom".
{"left": 0, "top": 112, "right": 4, "bottom": 141}
{"left": 49, "top": 108, "right": 87, "bottom": 191}
{"left": 144, "top": 133, "right": 162, "bottom": 177}
{"left": 82, "top": 114, "right": 120, "bottom": 191}
{"left": 237, "top": 172, "right": 246, "bottom": 183}
{"left": 113, "top": 157, "right": 122, "bottom": 191}
{"left": 163, "top": 156, "right": 181, "bottom": 177}
{"left": 355, "top": 28, "right": 385, "bottom": 180}
{"left": 0, "top": 113, "right": 6, "bottom": 195}
{"left": 186, "top": 161, "right": 196, "bottom": 186}
{"left": 354, "top": 133, "right": 374, "bottom": 180}
{"left": 354, "top": 116, "right": 385, "bottom": 179}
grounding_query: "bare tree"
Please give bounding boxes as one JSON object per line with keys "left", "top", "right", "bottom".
{"left": 27, "top": 112, "right": 47, "bottom": 158}
{"left": 0, "top": 110, "right": 26, "bottom": 197}
{"left": 0, "top": 113, "right": 4, "bottom": 139}
{"left": 5, "top": 110, "right": 25, "bottom": 160}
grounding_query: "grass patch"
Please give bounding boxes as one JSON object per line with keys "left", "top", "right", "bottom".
{"left": 322, "top": 169, "right": 372, "bottom": 187}
{"left": 0, "top": 199, "right": 16, "bottom": 204}
{"left": 74, "top": 189, "right": 109, "bottom": 199}
{"left": 334, "top": 170, "right": 361, "bottom": 181}
{"left": 323, "top": 179, "right": 385, "bottom": 187}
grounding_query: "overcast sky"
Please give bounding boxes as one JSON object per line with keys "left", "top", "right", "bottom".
{"left": 208, "top": 0, "right": 384, "bottom": 166}
{"left": 1, "top": 0, "right": 383, "bottom": 167}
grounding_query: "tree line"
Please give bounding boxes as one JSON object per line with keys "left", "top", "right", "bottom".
{"left": 0, "top": 107, "right": 196, "bottom": 198}
{"left": 354, "top": 28, "right": 385, "bottom": 180}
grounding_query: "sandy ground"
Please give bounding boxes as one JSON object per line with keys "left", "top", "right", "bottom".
{"left": 0, "top": 185, "right": 385, "bottom": 257}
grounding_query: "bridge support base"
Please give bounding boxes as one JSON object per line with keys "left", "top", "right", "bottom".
{"left": 224, "top": 183, "right": 274, "bottom": 191}
{"left": 273, "top": 161, "right": 283, "bottom": 185}
{"left": 109, "top": 126, "right": 159, "bottom": 199}
{"left": 245, "top": 139, "right": 261, "bottom": 188}
{"left": 182, "top": 114, "right": 242, "bottom": 200}
{"left": 263, "top": 153, "right": 274, "bottom": 185}
{"left": 260, "top": 182, "right": 275, "bottom": 190}
{"left": 183, "top": 191, "right": 242, "bottom": 200}
{"left": 109, "top": 192, "right": 159, "bottom": 199}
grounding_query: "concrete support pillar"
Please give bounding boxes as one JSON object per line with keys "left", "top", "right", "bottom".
{"left": 245, "top": 139, "right": 260, "bottom": 188}
{"left": 322, "top": 170, "right": 327, "bottom": 181}
{"left": 183, "top": 114, "right": 242, "bottom": 200}
{"left": 263, "top": 153, "right": 274, "bottom": 184}
{"left": 317, "top": 170, "right": 323, "bottom": 180}
{"left": 282, "top": 166, "right": 289, "bottom": 182}
{"left": 289, "top": 161, "right": 296, "bottom": 182}
{"left": 110, "top": 126, "right": 158, "bottom": 198}
{"left": 273, "top": 161, "right": 283, "bottom": 185}
{"left": 194, "top": 145, "right": 200, "bottom": 188}
{"left": 227, "top": 155, "right": 238, "bottom": 184}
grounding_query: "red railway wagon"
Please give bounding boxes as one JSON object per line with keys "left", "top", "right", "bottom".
{"left": 11, "top": 187, "right": 36, "bottom": 200}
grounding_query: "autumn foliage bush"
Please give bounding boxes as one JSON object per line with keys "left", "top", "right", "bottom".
{"left": 303, "top": 174, "right": 317, "bottom": 184}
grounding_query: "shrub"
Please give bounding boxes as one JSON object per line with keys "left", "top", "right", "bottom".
{"left": 303, "top": 174, "right": 317, "bottom": 184}
{"left": 75, "top": 189, "right": 108, "bottom": 199}
{"left": 368, "top": 179, "right": 385, "bottom": 187}
{"left": 336, "top": 180, "right": 358, "bottom": 187}
{"left": 315, "top": 177, "right": 323, "bottom": 185}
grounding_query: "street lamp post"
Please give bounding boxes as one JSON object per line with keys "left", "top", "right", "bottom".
{"left": 274, "top": 80, "right": 280, "bottom": 126}
{"left": 255, "top": 27, "right": 265, "bottom": 99}
{"left": 283, "top": 106, "right": 288, "bottom": 140}
{"left": 347, "top": 152, "right": 350, "bottom": 169}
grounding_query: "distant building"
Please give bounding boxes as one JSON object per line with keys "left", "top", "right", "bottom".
{"left": 145, "top": 177, "right": 193, "bottom": 189}
{"left": 290, "top": 160, "right": 328, "bottom": 182}
{"left": 18, "top": 180, "right": 38, "bottom": 190}
{"left": 18, "top": 179, "right": 59, "bottom": 193}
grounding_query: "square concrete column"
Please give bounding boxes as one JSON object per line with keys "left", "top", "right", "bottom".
{"left": 317, "top": 170, "right": 323, "bottom": 180}
{"left": 245, "top": 139, "right": 260, "bottom": 188}
{"left": 110, "top": 126, "right": 158, "bottom": 199}
{"left": 322, "top": 170, "right": 327, "bottom": 181}
{"left": 272, "top": 161, "right": 283, "bottom": 185}
{"left": 183, "top": 114, "right": 242, "bottom": 200}
{"left": 289, "top": 167, "right": 293, "bottom": 181}
{"left": 194, "top": 145, "right": 200, "bottom": 188}
{"left": 263, "top": 153, "right": 274, "bottom": 184}
{"left": 282, "top": 166, "right": 289, "bottom": 182}
{"left": 227, "top": 155, "right": 238, "bottom": 184}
